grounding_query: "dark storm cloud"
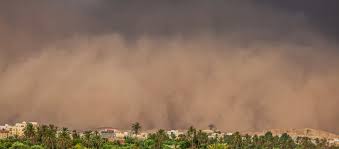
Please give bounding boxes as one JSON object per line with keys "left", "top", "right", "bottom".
{"left": 0, "top": 0, "right": 338, "bottom": 48}
{"left": 257, "top": 0, "right": 339, "bottom": 40}
{"left": 0, "top": 0, "right": 338, "bottom": 133}
{"left": 1, "top": 0, "right": 337, "bottom": 41}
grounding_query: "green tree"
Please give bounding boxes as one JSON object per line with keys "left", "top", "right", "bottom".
{"left": 23, "top": 123, "right": 36, "bottom": 144}
{"left": 124, "top": 136, "right": 137, "bottom": 145}
{"left": 91, "top": 131, "right": 104, "bottom": 149}
{"left": 296, "top": 137, "right": 316, "bottom": 149}
{"left": 71, "top": 130, "right": 82, "bottom": 146}
{"left": 102, "top": 142, "right": 123, "bottom": 149}
{"left": 72, "top": 143, "right": 86, "bottom": 149}
{"left": 82, "top": 131, "right": 93, "bottom": 148}
{"left": 9, "top": 142, "right": 30, "bottom": 149}
{"left": 71, "top": 130, "right": 80, "bottom": 140}
{"left": 187, "top": 126, "right": 197, "bottom": 148}
{"left": 153, "top": 129, "right": 169, "bottom": 149}
{"left": 278, "top": 133, "right": 296, "bottom": 149}
{"left": 0, "top": 143, "right": 5, "bottom": 149}
{"left": 131, "top": 122, "right": 142, "bottom": 136}
{"left": 57, "top": 127, "right": 72, "bottom": 149}
{"left": 262, "top": 131, "right": 274, "bottom": 148}
{"left": 228, "top": 132, "right": 242, "bottom": 148}
{"left": 35, "top": 125, "right": 47, "bottom": 144}
{"left": 30, "top": 145, "right": 45, "bottom": 149}
{"left": 196, "top": 130, "right": 209, "bottom": 148}
{"left": 42, "top": 124, "right": 57, "bottom": 149}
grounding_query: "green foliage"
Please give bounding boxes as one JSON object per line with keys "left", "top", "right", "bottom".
{"left": 30, "top": 145, "right": 45, "bottom": 149}
{"left": 1, "top": 123, "right": 338, "bottom": 149}
{"left": 131, "top": 122, "right": 141, "bottom": 135}
{"left": 72, "top": 143, "right": 87, "bottom": 149}
{"left": 140, "top": 138, "right": 155, "bottom": 149}
{"left": 124, "top": 136, "right": 137, "bottom": 144}
{"left": 9, "top": 142, "right": 30, "bottom": 149}
{"left": 57, "top": 127, "right": 72, "bottom": 149}
{"left": 152, "top": 129, "right": 169, "bottom": 148}
{"left": 23, "top": 123, "right": 36, "bottom": 145}
{"left": 102, "top": 142, "right": 120, "bottom": 149}
{"left": 0, "top": 143, "right": 6, "bottom": 149}
{"left": 208, "top": 143, "right": 229, "bottom": 149}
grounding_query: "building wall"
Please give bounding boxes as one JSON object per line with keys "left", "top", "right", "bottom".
{"left": 0, "top": 130, "right": 9, "bottom": 139}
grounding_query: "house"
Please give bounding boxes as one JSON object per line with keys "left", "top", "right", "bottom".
{"left": 97, "top": 128, "right": 117, "bottom": 140}
{"left": 0, "top": 125, "right": 5, "bottom": 130}
{"left": 167, "top": 130, "right": 185, "bottom": 138}
{"left": 115, "top": 131, "right": 129, "bottom": 139}
{"left": 0, "top": 121, "right": 38, "bottom": 137}
{"left": 11, "top": 121, "right": 38, "bottom": 136}
{"left": 95, "top": 128, "right": 132, "bottom": 141}
{"left": 328, "top": 138, "right": 339, "bottom": 146}
{"left": 0, "top": 129, "right": 9, "bottom": 139}
{"left": 0, "top": 124, "right": 11, "bottom": 131}
{"left": 208, "top": 132, "right": 224, "bottom": 139}
{"left": 137, "top": 132, "right": 148, "bottom": 139}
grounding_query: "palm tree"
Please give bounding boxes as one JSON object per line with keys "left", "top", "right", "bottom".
{"left": 57, "top": 127, "right": 71, "bottom": 149}
{"left": 23, "top": 123, "right": 36, "bottom": 144}
{"left": 153, "top": 129, "right": 169, "bottom": 148}
{"left": 131, "top": 122, "right": 142, "bottom": 136}
{"left": 91, "top": 131, "right": 104, "bottom": 149}
{"left": 263, "top": 131, "right": 274, "bottom": 148}
{"left": 187, "top": 126, "right": 197, "bottom": 148}
{"left": 71, "top": 130, "right": 80, "bottom": 140}
{"left": 82, "top": 130, "right": 93, "bottom": 148}
{"left": 229, "top": 132, "right": 242, "bottom": 148}
{"left": 36, "top": 125, "right": 48, "bottom": 144}
{"left": 278, "top": 133, "right": 296, "bottom": 149}
{"left": 196, "top": 130, "right": 209, "bottom": 148}
{"left": 71, "top": 130, "right": 82, "bottom": 145}
{"left": 42, "top": 124, "right": 57, "bottom": 149}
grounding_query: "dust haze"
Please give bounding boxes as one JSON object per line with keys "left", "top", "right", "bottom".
{"left": 0, "top": 0, "right": 338, "bottom": 133}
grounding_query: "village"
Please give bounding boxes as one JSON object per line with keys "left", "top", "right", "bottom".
{"left": 0, "top": 121, "right": 227, "bottom": 142}
{"left": 1, "top": 121, "right": 338, "bottom": 147}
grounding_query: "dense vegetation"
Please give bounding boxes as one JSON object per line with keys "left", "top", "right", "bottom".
{"left": 0, "top": 123, "right": 338, "bottom": 149}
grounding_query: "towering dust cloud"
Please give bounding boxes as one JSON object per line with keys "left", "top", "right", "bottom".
{"left": 0, "top": 0, "right": 338, "bottom": 133}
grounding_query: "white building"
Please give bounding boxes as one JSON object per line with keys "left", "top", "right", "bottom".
{"left": 0, "top": 125, "right": 7, "bottom": 130}
{"left": 328, "top": 138, "right": 339, "bottom": 146}
{"left": 114, "top": 130, "right": 130, "bottom": 139}
{"left": 97, "top": 128, "right": 117, "bottom": 139}
{"left": 167, "top": 130, "right": 185, "bottom": 138}
{"left": 167, "top": 130, "right": 179, "bottom": 136}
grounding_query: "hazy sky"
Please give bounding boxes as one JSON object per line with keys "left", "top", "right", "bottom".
{"left": 0, "top": 1, "right": 338, "bottom": 133}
